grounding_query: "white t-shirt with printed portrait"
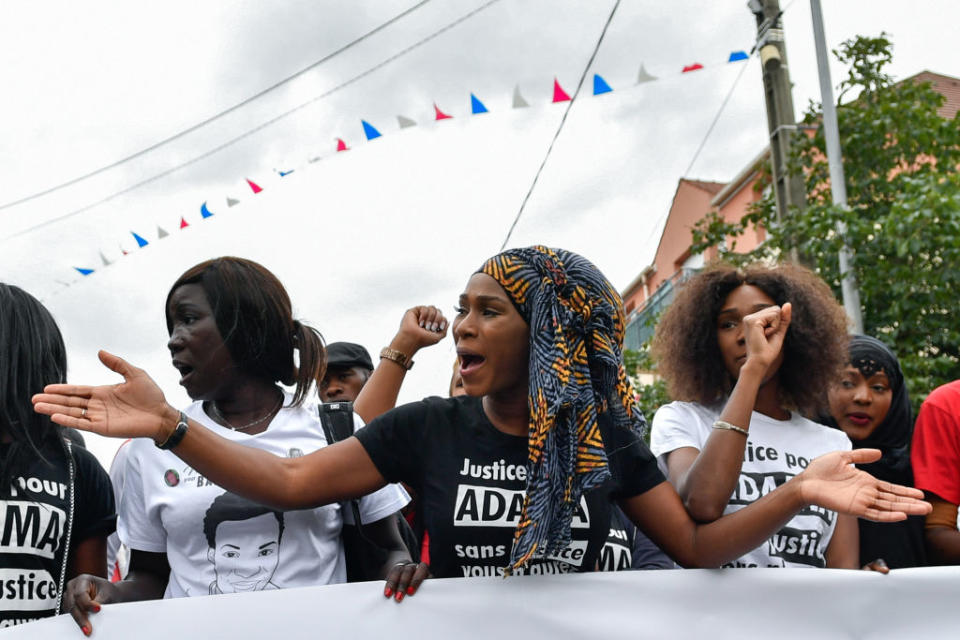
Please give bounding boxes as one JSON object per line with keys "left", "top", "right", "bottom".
{"left": 116, "top": 395, "right": 409, "bottom": 598}
{"left": 650, "top": 400, "right": 852, "bottom": 568}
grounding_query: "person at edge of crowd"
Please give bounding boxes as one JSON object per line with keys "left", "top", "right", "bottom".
{"left": 60, "top": 257, "right": 413, "bottom": 636}
{"left": 320, "top": 342, "right": 375, "bottom": 403}
{"left": 0, "top": 284, "right": 115, "bottom": 629}
{"left": 319, "top": 307, "right": 450, "bottom": 577}
{"left": 911, "top": 378, "right": 960, "bottom": 564}
{"left": 34, "top": 246, "right": 930, "bottom": 607}
{"left": 105, "top": 441, "right": 133, "bottom": 582}
{"left": 824, "top": 335, "right": 926, "bottom": 568}
{"left": 449, "top": 359, "right": 466, "bottom": 398}
{"left": 650, "top": 263, "right": 876, "bottom": 570}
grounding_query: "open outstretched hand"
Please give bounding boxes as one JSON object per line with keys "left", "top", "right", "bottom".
{"left": 32, "top": 350, "right": 177, "bottom": 443}
{"left": 798, "top": 449, "right": 931, "bottom": 522}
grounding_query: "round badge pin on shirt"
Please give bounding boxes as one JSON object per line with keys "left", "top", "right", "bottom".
{"left": 164, "top": 469, "right": 181, "bottom": 487}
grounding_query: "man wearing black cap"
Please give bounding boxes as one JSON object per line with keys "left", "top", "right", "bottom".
{"left": 319, "top": 342, "right": 375, "bottom": 403}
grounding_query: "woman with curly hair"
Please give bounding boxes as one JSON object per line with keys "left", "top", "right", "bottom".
{"left": 650, "top": 262, "right": 861, "bottom": 569}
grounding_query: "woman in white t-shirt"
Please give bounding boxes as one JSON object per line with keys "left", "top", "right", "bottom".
{"left": 61, "top": 257, "right": 414, "bottom": 634}
{"left": 649, "top": 263, "right": 861, "bottom": 569}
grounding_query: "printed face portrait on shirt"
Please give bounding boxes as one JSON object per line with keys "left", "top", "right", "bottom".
{"left": 203, "top": 492, "right": 285, "bottom": 594}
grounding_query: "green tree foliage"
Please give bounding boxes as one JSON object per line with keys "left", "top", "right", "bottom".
{"left": 625, "top": 346, "right": 670, "bottom": 435}
{"left": 690, "top": 34, "right": 960, "bottom": 407}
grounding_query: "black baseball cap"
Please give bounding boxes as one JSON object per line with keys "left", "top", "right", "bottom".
{"left": 325, "top": 342, "right": 374, "bottom": 371}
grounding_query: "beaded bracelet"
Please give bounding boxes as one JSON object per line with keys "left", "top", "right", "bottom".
{"left": 712, "top": 420, "right": 749, "bottom": 437}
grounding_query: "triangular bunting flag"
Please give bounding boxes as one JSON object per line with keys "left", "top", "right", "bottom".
{"left": 682, "top": 63, "right": 704, "bottom": 73}
{"left": 728, "top": 50, "right": 749, "bottom": 62}
{"left": 131, "top": 232, "right": 148, "bottom": 248}
{"left": 226, "top": 197, "right": 239, "bottom": 207}
{"left": 157, "top": 226, "right": 169, "bottom": 239}
{"left": 512, "top": 85, "right": 529, "bottom": 108}
{"left": 434, "top": 103, "right": 452, "bottom": 120}
{"left": 397, "top": 115, "right": 417, "bottom": 128}
{"left": 362, "top": 120, "right": 382, "bottom": 140}
{"left": 278, "top": 169, "right": 294, "bottom": 177}
{"left": 99, "top": 251, "right": 112, "bottom": 266}
{"left": 200, "top": 201, "right": 214, "bottom": 218}
{"left": 74, "top": 267, "right": 94, "bottom": 276}
{"left": 246, "top": 179, "right": 262, "bottom": 194}
{"left": 180, "top": 217, "right": 189, "bottom": 229}
{"left": 636, "top": 63, "right": 657, "bottom": 84}
{"left": 552, "top": 78, "right": 571, "bottom": 103}
{"left": 593, "top": 74, "right": 613, "bottom": 95}
{"left": 470, "top": 93, "right": 488, "bottom": 114}
{"left": 336, "top": 138, "right": 349, "bottom": 152}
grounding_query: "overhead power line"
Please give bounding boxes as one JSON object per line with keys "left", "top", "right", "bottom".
{"left": 499, "top": 0, "right": 621, "bottom": 251}
{"left": 2, "top": 0, "right": 503, "bottom": 242}
{"left": 0, "top": 0, "right": 433, "bottom": 213}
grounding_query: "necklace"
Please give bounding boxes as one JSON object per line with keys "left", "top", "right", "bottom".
{"left": 208, "top": 392, "right": 283, "bottom": 431}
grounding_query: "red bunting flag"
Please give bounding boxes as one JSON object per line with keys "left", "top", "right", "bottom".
{"left": 180, "top": 217, "right": 189, "bottom": 229}
{"left": 682, "top": 63, "right": 704, "bottom": 73}
{"left": 336, "top": 138, "right": 348, "bottom": 152}
{"left": 552, "top": 78, "right": 571, "bottom": 103}
{"left": 434, "top": 103, "right": 452, "bottom": 120}
{"left": 246, "top": 178, "right": 262, "bottom": 194}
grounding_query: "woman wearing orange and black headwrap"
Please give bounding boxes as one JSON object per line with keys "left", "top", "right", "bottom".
{"left": 34, "top": 247, "right": 929, "bottom": 602}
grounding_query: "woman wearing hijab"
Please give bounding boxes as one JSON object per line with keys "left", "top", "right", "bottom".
{"left": 34, "top": 247, "right": 929, "bottom": 607}
{"left": 826, "top": 335, "right": 926, "bottom": 568}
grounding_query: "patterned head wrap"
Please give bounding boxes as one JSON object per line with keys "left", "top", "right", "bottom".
{"left": 478, "top": 246, "right": 647, "bottom": 572}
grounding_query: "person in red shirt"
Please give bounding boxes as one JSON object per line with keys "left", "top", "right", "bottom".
{"left": 911, "top": 379, "right": 960, "bottom": 564}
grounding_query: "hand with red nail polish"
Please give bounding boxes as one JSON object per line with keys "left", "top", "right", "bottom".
{"left": 383, "top": 561, "right": 431, "bottom": 603}
{"left": 64, "top": 571, "right": 146, "bottom": 635}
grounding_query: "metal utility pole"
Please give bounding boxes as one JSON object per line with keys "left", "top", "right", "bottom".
{"left": 748, "top": 0, "right": 806, "bottom": 261}
{"left": 810, "top": 0, "right": 864, "bottom": 332}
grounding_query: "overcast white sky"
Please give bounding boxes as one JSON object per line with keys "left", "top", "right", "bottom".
{"left": 2, "top": 0, "right": 958, "bottom": 467}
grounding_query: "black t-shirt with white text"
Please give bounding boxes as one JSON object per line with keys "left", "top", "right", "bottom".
{"left": 355, "top": 396, "right": 664, "bottom": 578}
{"left": 0, "top": 440, "right": 115, "bottom": 628}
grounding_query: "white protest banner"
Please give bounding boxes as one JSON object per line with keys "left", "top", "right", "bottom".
{"left": 7, "top": 567, "right": 960, "bottom": 639}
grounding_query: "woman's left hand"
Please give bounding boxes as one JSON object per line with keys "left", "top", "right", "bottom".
{"left": 797, "top": 449, "right": 931, "bottom": 522}
{"left": 383, "top": 561, "right": 431, "bottom": 602}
